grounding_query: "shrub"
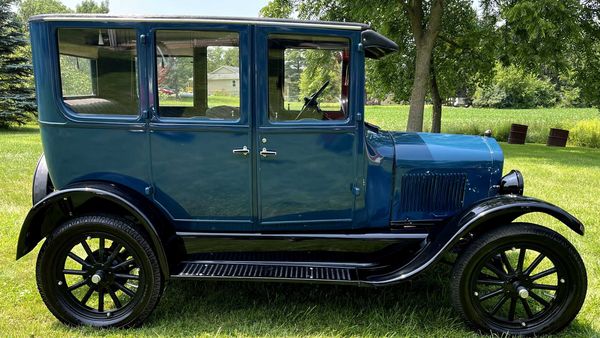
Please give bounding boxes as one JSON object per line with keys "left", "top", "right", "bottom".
{"left": 569, "top": 119, "right": 600, "bottom": 148}
{"left": 473, "top": 65, "right": 559, "bottom": 109}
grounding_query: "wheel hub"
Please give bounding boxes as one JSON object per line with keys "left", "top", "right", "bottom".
{"left": 517, "top": 286, "right": 529, "bottom": 299}
{"left": 91, "top": 270, "right": 104, "bottom": 284}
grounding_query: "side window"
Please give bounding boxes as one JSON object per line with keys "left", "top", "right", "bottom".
{"left": 155, "top": 30, "right": 240, "bottom": 121}
{"left": 58, "top": 28, "right": 139, "bottom": 116}
{"left": 268, "top": 35, "right": 350, "bottom": 122}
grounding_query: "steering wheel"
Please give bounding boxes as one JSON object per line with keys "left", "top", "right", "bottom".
{"left": 294, "top": 80, "right": 330, "bottom": 120}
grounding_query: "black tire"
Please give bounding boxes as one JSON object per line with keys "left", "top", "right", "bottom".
{"left": 36, "top": 215, "right": 163, "bottom": 328}
{"left": 451, "top": 223, "right": 587, "bottom": 335}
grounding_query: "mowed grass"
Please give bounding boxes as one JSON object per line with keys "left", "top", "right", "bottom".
{"left": 0, "top": 118, "right": 599, "bottom": 337}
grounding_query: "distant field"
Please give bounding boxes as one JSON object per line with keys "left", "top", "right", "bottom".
{"left": 365, "top": 105, "right": 600, "bottom": 146}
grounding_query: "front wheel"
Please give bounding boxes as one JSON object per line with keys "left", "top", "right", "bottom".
{"left": 36, "top": 215, "right": 163, "bottom": 327}
{"left": 451, "top": 223, "right": 587, "bottom": 335}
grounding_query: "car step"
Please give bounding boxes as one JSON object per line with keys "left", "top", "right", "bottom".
{"left": 172, "top": 261, "right": 358, "bottom": 283}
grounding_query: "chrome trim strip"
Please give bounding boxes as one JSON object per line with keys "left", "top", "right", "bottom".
{"left": 34, "top": 16, "right": 365, "bottom": 30}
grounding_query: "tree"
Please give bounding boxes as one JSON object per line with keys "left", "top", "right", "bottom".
{"left": 76, "top": 0, "right": 109, "bottom": 14}
{"left": 17, "top": 0, "right": 72, "bottom": 28}
{"left": 481, "top": 0, "right": 600, "bottom": 109}
{"left": 0, "top": 0, "right": 35, "bottom": 127}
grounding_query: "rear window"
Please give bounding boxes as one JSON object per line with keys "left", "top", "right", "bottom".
{"left": 57, "top": 28, "right": 139, "bottom": 116}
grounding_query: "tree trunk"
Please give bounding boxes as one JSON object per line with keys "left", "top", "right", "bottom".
{"left": 403, "top": 0, "right": 445, "bottom": 132}
{"left": 430, "top": 61, "right": 442, "bottom": 133}
{"left": 407, "top": 44, "right": 434, "bottom": 131}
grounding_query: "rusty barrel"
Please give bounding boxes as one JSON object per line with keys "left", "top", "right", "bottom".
{"left": 507, "top": 124, "right": 528, "bottom": 144}
{"left": 547, "top": 128, "right": 569, "bottom": 147}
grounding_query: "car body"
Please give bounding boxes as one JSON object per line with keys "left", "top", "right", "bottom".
{"left": 18, "top": 15, "right": 587, "bottom": 335}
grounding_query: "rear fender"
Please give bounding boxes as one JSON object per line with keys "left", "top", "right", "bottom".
{"left": 16, "top": 182, "right": 177, "bottom": 279}
{"left": 364, "top": 195, "right": 584, "bottom": 286}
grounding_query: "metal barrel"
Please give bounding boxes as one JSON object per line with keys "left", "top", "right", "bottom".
{"left": 507, "top": 124, "right": 528, "bottom": 144}
{"left": 547, "top": 128, "right": 569, "bottom": 147}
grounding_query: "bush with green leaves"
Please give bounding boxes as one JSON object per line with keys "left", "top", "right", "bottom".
{"left": 570, "top": 119, "right": 600, "bottom": 148}
{"left": 473, "top": 65, "right": 560, "bottom": 109}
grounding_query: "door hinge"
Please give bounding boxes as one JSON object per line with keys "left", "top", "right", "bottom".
{"left": 144, "top": 186, "right": 154, "bottom": 196}
{"left": 140, "top": 34, "right": 147, "bottom": 45}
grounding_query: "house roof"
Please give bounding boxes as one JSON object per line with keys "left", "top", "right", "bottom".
{"left": 29, "top": 14, "right": 370, "bottom": 31}
{"left": 208, "top": 66, "right": 239, "bottom": 80}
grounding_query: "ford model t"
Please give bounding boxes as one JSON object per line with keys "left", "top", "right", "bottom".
{"left": 19, "top": 14, "right": 587, "bottom": 335}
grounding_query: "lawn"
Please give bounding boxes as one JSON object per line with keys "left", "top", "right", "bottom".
{"left": 0, "top": 120, "right": 599, "bottom": 337}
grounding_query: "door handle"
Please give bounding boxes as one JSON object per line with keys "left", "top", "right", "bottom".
{"left": 232, "top": 146, "right": 250, "bottom": 156}
{"left": 260, "top": 148, "right": 277, "bottom": 158}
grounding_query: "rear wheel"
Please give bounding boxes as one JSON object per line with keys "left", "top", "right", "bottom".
{"left": 451, "top": 223, "right": 586, "bottom": 335}
{"left": 36, "top": 215, "right": 163, "bottom": 327}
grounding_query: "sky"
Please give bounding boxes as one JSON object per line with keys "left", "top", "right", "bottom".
{"left": 59, "top": 0, "right": 271, "bottom": 17}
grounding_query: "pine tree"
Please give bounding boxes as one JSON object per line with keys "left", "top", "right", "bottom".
{"left": 0, "top": 0, "right": 35, "bottom": 127}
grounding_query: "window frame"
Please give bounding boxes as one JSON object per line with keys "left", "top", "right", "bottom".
{"left": 149, "top": 25, "right": 250, "bottom": 126}
{"left": 53, "top": 23, "right": 144, "bottom": 123}
{"left": 257, "top": 27, "right": 359, "bottom": 128}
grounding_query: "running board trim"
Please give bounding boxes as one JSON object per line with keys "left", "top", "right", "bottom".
{"left": 171, "top": 261, "right": 358, "bottom": 283}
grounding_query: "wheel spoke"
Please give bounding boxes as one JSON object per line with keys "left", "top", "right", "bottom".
{"left": 500, "top": 251, "right": 515, "bottom": 274}
{"left": 98, "top": 288, "right": 104, "bottom": 312}
{"left": 114, "top": 273, "right": 139, "bottom": 280}
{"left": 105, "top": 243, "right": 122, "bottom": 265}
{"left": 507, "top": 297, "right": 517, "bottom": 321}
{"left": 80, "top": 240, "right": 96, "bottom": 264}
{"left": 99, "top": 237, "right": 105, "bottom": 261}
{"left": 476, "top": 279, "right": 504, "bottom": 285}
{"left": 67, "top": 252, "right": 93, "bottom": 269}
{"left": 517, "top": 248, "right": 526, "bottom": 272}
{"left": 110, "top": 258, "right": 136, "bottom": 271}
{"left": 114, "top": 281, "right": 136, "bottom": 297}
{"left": 531, "top": 283, "right": 558, "bottom": 291}
{"left": 530, "top": 267, "right": 557, "bottom": 281}
{"left": 479, "top": 288, "right": 504, "bottom": 301}
{"left": 524, "top": 253, "right": 545, "bottom": 276}
{"left": 63, "top": 269, "right": 87, "bottom": 276}
{"left": 67, "top": 277, "right": 89, "bottom": 291}
{"left": 80, "top": 286, "right": 95, "bottom": 305}
{"left": 489, "top": 295, "right": 509, "bottom": 316}
{"left": 529, "top": 290, "right": 550, "bottom": 308}
{"left": 109, "top": 290, "right": 122, "bottom": 309}
{"left": 485, "top": 262, "right": 508, "bottom": 279}
{"left": 521, "top": 298, "right": 534, "bottom": 319}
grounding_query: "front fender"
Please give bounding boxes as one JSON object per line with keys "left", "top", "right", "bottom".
{"left": 364, "top": 195, "right": 584, "bottom": 286}
{"left": 16, "top": 183, "right": 174, "bottom": 279}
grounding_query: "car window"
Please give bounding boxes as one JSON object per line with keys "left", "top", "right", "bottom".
{"left": 155, "top": 30, "right": 240, "bottom": 121}
{"left": 267, "top": 34, "right": 350, "bottom": 123}
{"left": 57, "top": 28, "right": 139, "bottom": 116}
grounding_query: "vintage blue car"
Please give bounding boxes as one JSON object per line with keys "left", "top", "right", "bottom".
{"left": 18, "top": 14, "right": 587, "bottom": 335}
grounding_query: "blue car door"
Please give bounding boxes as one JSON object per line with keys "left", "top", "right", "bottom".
{"left": 147, "top": 24, "right": 253, "bottom": 231}
{"left": 254, "top": 26, "right": 363, "bottom": 231}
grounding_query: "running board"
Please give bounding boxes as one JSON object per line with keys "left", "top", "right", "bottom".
{"left": 171, "top": 261, "right": 359, "bottom": 284}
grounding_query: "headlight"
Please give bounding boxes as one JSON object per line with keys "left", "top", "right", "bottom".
{"left": 499, "top": 170, "right": 524, "bottom": 195}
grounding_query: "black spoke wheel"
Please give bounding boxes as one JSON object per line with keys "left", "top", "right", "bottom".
{"left": 36, "top": 215, "right": 163, "bottom": 328}
{"left": 451, "top": 223, "right": 586, "bottom": 335}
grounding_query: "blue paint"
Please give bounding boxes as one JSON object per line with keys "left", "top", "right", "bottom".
{"left": 30, "top": 17, "right": 505, "bottom": 233}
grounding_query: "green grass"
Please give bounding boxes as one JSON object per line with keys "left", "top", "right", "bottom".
{"left": 1, "top": 122, "right": 599, "bottom": 337}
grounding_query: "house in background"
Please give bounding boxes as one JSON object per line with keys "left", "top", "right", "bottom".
{"left": 208, "top": 65, "right": 239, "bottom": 96}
